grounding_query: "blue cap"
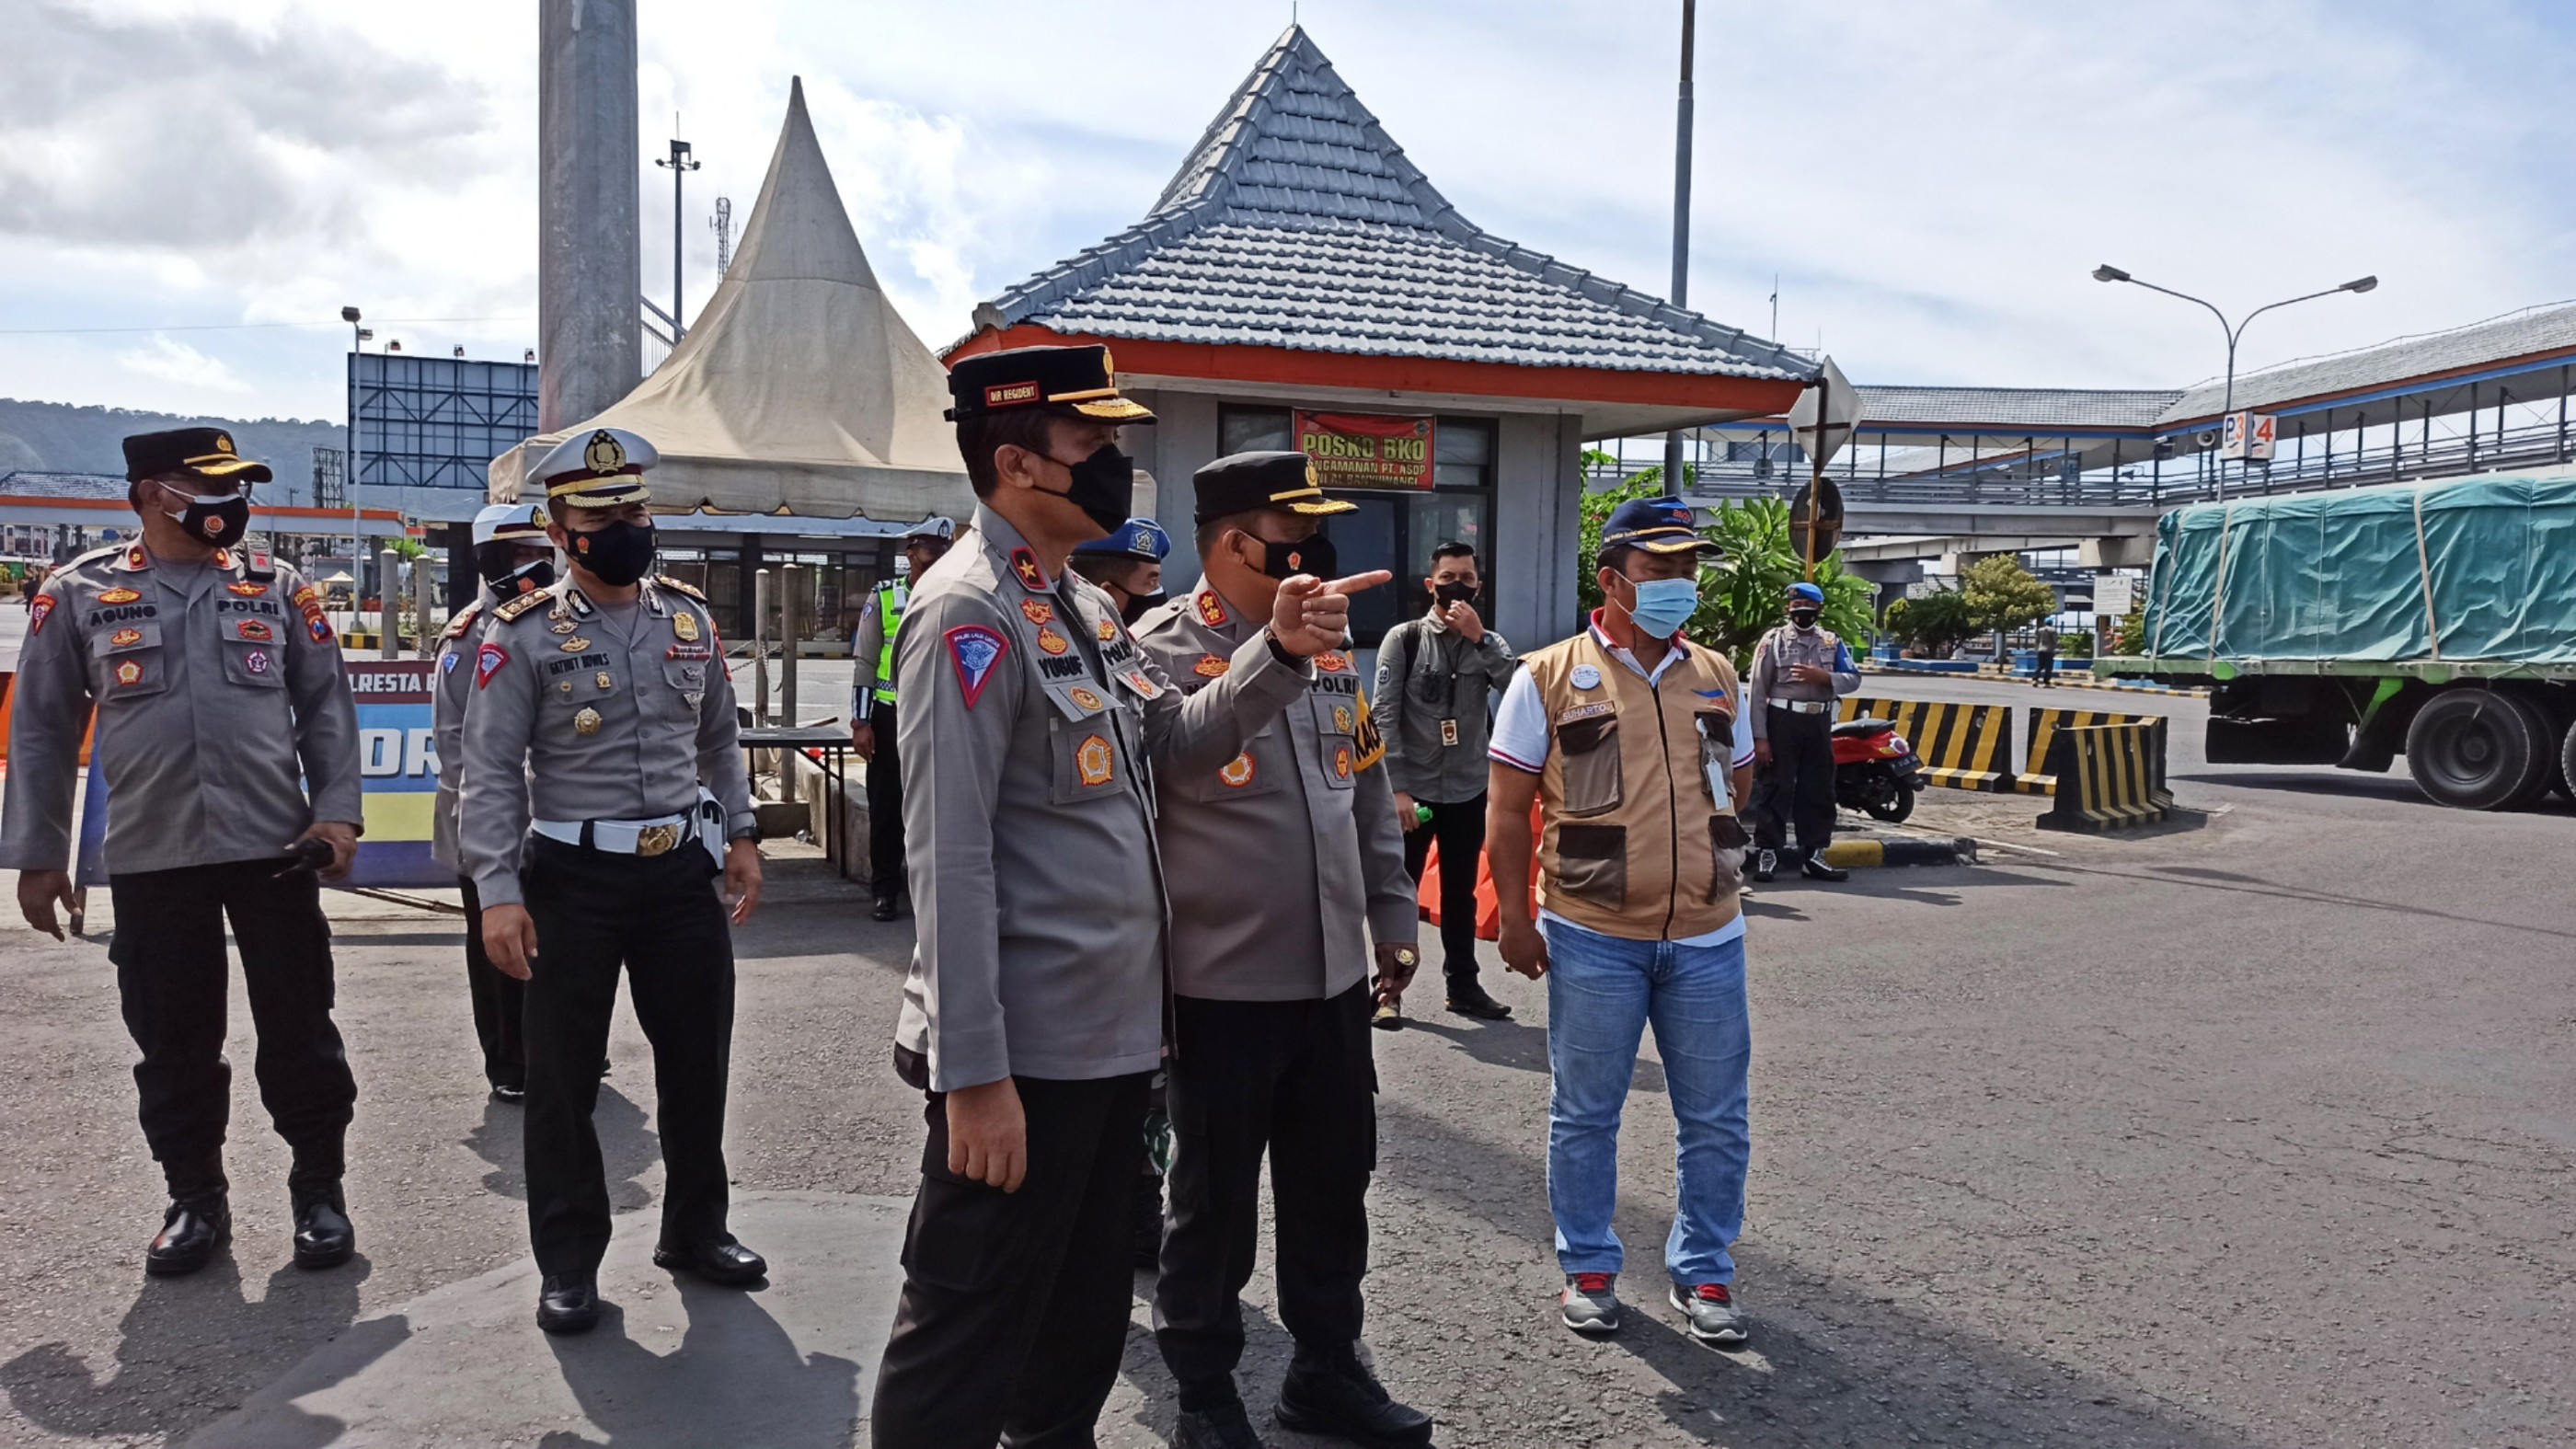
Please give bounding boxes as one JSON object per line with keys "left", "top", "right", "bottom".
{"left": 1788, "top": 581, "right": 1824, "bottom": 604}
{"left": 1600, "top": 496, "right": 1719, "bottom": 556}
{"left": 1072, "top": 516, "right": 1171, "bottom": 562}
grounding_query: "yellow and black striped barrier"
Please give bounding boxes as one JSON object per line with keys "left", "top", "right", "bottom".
{"left": 2018, "top": 706, "right": 2162, "bottom": 795}
{"left": 1836, "top": 696, "right": 2014, "bottom": 792}
{"left": 2035, "top": 723, "right": 2173, "bottom": 832}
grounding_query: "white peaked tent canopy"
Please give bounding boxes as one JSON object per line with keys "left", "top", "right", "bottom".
{"left": 491, "top": 77, "right": 972, "bottom": 520}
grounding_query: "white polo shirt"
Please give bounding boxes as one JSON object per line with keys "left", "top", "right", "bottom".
{"left": 1490, "top": 617, "right": 1756, "bottom": 948}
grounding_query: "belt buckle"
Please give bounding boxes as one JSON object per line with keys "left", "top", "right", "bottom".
{"left": 634, "top": 823, "right": 680, "bottom": 857}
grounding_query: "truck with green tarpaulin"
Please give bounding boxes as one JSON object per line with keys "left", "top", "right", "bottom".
{"left": 2100, "top": 475, "right": 2576, "bottom": 810}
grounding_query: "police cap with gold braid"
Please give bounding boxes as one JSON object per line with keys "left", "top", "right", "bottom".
{"left": 533, "top": 428, "right": 656, "bottom": 508}
{"left": 944, "top": 344, "right": 1155, "bottom": 424}
{"left": 1191, "top": 450, "right": 1355, "bottom": 523}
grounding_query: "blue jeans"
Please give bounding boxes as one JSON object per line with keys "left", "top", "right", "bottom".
{"left": 1542, "top": 918, "right": 1751, "bottom": 1286}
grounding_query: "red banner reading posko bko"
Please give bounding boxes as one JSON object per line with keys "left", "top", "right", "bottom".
{"left": 1294, "top": 411, "right": 1435, "bottom": 490}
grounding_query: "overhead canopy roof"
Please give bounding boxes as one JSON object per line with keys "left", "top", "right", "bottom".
{"left": 491, "top": 78, "right": 971, "bottom": 522}
{"left": 950, "top": 25, "right": 1815, "bottom": 438}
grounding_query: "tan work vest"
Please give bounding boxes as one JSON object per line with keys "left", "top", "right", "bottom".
{"left": 1524, "top": 627, "right": 1750, "bottom": 940}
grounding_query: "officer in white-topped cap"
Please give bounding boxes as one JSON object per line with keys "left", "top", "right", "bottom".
{"left": 456, "top": 426, "right": 767, "bottom": 1335}
{"left": 431, "top": 500, "right": 556, "bottom": 1103}
{"left": 850, "top": 514, "right": 957, "bottom": 921}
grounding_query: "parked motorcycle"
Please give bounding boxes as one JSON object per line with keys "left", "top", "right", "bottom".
{"left": 1833, "top": 717, "right": 1924, "bottom": 822}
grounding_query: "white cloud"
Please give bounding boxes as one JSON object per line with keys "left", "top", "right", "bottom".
{"left": 116, "top": 334, "right": 252, "bottom": 392}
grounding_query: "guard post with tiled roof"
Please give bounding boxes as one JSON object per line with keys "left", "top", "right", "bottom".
{"left": 948, "top": 24, "right": 1817, "bottom": 650}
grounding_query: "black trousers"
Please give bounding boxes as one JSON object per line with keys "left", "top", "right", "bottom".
{"left": 520, "top": 834, "right": 736, "bottom": 1279}
{"left": 106, "top": 859, "right": 356, "bottom": 1202}
{"left": 458, "top": 875, "right": 526, "bottom": 1090}
{"left": 867, "top": 699, "right": 906, "bottom": 902}
{"left": 1156, "top": 983, "right": 1375, "bottom": 1389}
{"left": 872, "top": 1070, "right": 1151, "bottom": 1449}
{"left": 2035, "top": 650, "right": 2056, "bottom": 685}
{"left": 1401, "top": 794, "right": 1488, "bottom": 988}
{"left": 1752, "top": 705, "right": 1837, "bottom": 860}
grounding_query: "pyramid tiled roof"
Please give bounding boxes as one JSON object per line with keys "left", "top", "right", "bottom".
{"left": 978, "top": 27, "right": 1811, "bottom": 385}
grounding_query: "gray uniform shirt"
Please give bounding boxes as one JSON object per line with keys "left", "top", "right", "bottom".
{"left": 1371, "top": 609, "right": 1517, "bottom": 804}
{"left": 1137, "top": 585, "right": 1417, "bottom": 1002}
{"left": 1744, "top": 622, "right": 1859, "bottom": 740}
{"left": 0, "top": 541, "right": 361, "bottom": 874}
{"left": 892, "top": 505, "right": 1310, "bottom": 1093}
{"left": 456, "top": 576, "right": 754, "bottom": 908}
{"left": 429, "top": 591, "right": 494, "bottom": 875}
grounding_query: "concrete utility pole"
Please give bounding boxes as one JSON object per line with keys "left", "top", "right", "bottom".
{"left": 656, "top": 123, "right": 700, "bottom": 340}
{"left": 1662, "top": 0, "right": 1697, "bottom": 490}
{"left": 538, "top": 0, "right": 642, "bottom": 431}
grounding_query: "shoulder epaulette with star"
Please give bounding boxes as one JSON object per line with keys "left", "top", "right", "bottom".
{"left": 494, "top": 590, "right": 550, "bottom": 623}
{"left": 653, "top": 574, "right": 708, "bottom": 603}
{"left": 442, "top": 597, "right": 487, "bottom": 639}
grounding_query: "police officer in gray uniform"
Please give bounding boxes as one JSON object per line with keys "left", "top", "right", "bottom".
{"left": 1746, "top": 581, "right": 1860, "bottom": 882}
{"left": 1138, "top": 452, "right": 1431, "bottom": 1449}
{"left": 2, "top": 427, "right": 362, "bottom": 1277}
{"left": 457, "top": 427, "right": 766, "bottom": 1335}
{"left": 868, "top": 346, "right": 1378, "bottom": 1449}
{"left": 432, "top": 500, "right": 555, "bottom": 1101}
{"left": 851, "top": 515, "right": 957, "bottom": 921}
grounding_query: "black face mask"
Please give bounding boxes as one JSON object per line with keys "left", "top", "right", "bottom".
{"left": 1040, "top": 445, "right": 1135, "bottom": 536}
{"left": 568, "top": 519, "right": 657, "bottom": 587}
{"left": 1432, "top": 581, "right": 1478, "bottom": 609}
{"left": 155, "top": 485, "right": 250, "bottom": 549}
{"left": 1788, "top": 607, "right": 1821, "bottom": 628}
{"left": 1246, "top": 530, "right": 1335, "bottom": 581}
{"left": 477, "top": 544, "right": 555, "bottom": 595}
{"left": 1119, "top": 589, "right": 1167, "bottom": 625}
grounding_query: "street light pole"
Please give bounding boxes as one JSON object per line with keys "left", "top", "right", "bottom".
{"left": 340, "top": 305, "right": 365, "bottom": 583}
{"left": 1662, "top": 0, "right": 1696, "bottom": 490}
{"left": 2092, "top": 265, "right": 2377, "bottom": 501}
{"left": 656, "top": 125, "right": 700, "bottom": 340}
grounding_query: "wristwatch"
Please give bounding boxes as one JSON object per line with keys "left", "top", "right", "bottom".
{"left": 1262, "top": 626, "right": 1305, "bottom": 669}
{"left": 1392, "top": 948, "right": 1418, "bottom": 968}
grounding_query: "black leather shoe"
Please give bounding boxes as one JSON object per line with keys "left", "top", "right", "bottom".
{"left": 1800, "top": 855, "right": 1850, "bottom": 882}
{"left": 1173, "top": 1396, "right": 1266, "bottom": 1449}
{"left": 536, "top": 1273, "right": 600, "bottom": 1334}
{"left": 1752, "top": 847, "right": 1777, "bottom": 883}
{"left": 872, "top": 896, "right": 899, "bottom": 922}
{"left": 144, "top": 1199, "right": 230, "bottom": 1277}
{"left": 1445, "top": 982, "right": 1512, "bottom": 1021}
{"left": 653, "top": 1236, "right": 767, "bottom": 1286}
{"left": 292, "top": 1193, "right": 356, "bottom": 1270}
{"left": 489, "top": 1081, "right": 526, "bottom": 1104}
{"left": 1276, "top": 1351, "right": 1432, "bottom": 1448}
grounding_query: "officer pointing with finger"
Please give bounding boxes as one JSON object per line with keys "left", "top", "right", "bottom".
{"left": 868, "top": 346, "right": 1386, "bottom": 1449}
{"left": 0, "top": 428, "right": 363, "bottom": 1279}
{"left": 457, "top": 427, "right": 766, "bottom": 1336}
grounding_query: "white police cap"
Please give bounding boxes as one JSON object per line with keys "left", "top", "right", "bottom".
{"left": 533, "top": 427, "right": 656, "bottom": 508}
{"left": 472, "top": 500, "right": 550, "bottom": 546}
{"left": 903, "top": 515, "right": 957, "bottom": 542}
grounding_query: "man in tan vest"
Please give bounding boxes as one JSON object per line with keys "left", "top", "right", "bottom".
{"left": 1486, "top": 495, "right": 1759, "bottom": 1347}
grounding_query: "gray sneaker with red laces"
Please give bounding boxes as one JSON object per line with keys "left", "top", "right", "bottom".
{"left": 1668, "top": 1282, "right": 1747, "bottom": 1345}
{"left": 1560, "top": 1272, "right": 1621, "bottom": 1334}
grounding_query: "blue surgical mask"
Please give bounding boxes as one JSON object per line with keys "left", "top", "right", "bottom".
{"left": 1624, "top": 577, "right": 1700, "bottom": 638}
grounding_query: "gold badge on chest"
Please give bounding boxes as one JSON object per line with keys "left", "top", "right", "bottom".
{"left": 573, "top": 707, "right": 603, "bottom": 737}
{"left": 673, "top": 612, "right": 700, "bottom": 643}
{"left": 560, "top": 637, "right": 591, "bottom": 652}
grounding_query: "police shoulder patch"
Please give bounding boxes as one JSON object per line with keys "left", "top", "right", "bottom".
{"left": 494, "top": 590, "right": 551, "bottom": 623}
{"left": 654, "top": 573, "right": 708, "bottom": 603}
{"left": 475, "top": 641, "right": 511, "bottom": 688}
{"left": 945, "top": 624, "right": 1008, "bottom": 708}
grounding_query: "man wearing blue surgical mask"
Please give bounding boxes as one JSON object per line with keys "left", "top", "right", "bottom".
{"left": 1483, "top": 496, "right": 1763, "bottom": 1349}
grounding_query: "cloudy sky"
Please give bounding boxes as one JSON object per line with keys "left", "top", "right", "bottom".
{"left": 4, "top": 0, "right": 2572, "bottom": 424}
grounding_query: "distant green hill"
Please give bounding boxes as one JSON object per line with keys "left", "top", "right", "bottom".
{"left": 0, "top": 397, "right": 345, "bottom": 506}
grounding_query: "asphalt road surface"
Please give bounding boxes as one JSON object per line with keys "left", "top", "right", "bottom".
{"left": 0, "top": 667, "right": 2568, "bottom": 1447}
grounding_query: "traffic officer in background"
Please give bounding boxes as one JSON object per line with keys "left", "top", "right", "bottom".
{"left": 1745, "top": 581, "right": 1859, "bottom": 882}
{"left": 1066, "top": 514, "right": 1171, "bottom": 624}
{"left": 431, "top": 500, "right": 556, "bottom": 1102}
{"left": 1138, "top": 452, "right": 1431, "bottom": 1449}
{"left": 1, "top": 427, "right": 362, "bottom": 1277}
{"left": 868, "top": 346, "right": 1375, "bottom": 1449}
{"left": 457, "top": 427, "right": 766, "bottom": 1335}
{"left": 851, "top": 515, "right": 957, "bottom": 921}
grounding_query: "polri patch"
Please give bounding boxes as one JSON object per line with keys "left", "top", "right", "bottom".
{"left": 98, "top": 588, "right": 142, "bottom": 605}
{"left": 1019, "top": 599, "right": 1054, "bottom": 626}
{"left": 1193, "top": 654, "right": 1229, "bottom": 678}
{"left": 245, "top": 649, "right": 271, "bottom": 674}
{"left": 1095, "top": 617, "right": 1116, "bottom": 642}
{"left": 1070, "top": 686, "right": 1104, "bottom": 711}
{"left": 114, "top": 660, "right": 143, "bottom": 687}
{"left": 441, "top": 650, "right": 461, "bottom": 674}
{"left": 1009, "top": 547, "right": 1047, "bottom": 592}
{"left": 1219, "top": 753, "right": 1255, "bottom": 788}
{"left": 1036, "top": 627, "right": 1069, "bottom": 657}
{"left": 226, "top": 581, "right": 268, "bottom": 598}
{"left": 1076, "top": 734, "right": 1114, "bottom": 787}
{"left": 29, "top": 594, "right": 54, "bottom": 635}
{"left": 109, "top": 627, "right": 143, "bottom": 649}
{"left": 1195, "top": 590, "right": 1227, "bottom": 627}
{"left": 236, "top": 619, "right": 273, "bottom": 642}
{"left": 475, "top": 641, "right": 510, "bottom": 689}
{"left": 945, "top": 624, "right": 1007, "bottom": 708}
{"left": 1316, "top": 650, "right": 1351, "bottom": 673}
{"left": 305, "top": 615, "right": 334, "bottom": 643}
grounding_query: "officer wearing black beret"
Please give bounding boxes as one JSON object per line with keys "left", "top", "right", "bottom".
{"left": 1, "top": 428, "right": 363, "bottom": 1277}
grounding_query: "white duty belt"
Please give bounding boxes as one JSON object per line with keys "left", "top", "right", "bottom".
{"left": 1771, "top": 699, "right": 1834, "bottom": 715}
{"left": 533, "top": 811, "right": 695, "bottom": 857}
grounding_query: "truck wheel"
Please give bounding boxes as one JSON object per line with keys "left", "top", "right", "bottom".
{"left": 2560, "top": 717, "right": 2576, "bottom": 801}
{"left": 2404, "top": 689, "right": 2549, "bottom": 810}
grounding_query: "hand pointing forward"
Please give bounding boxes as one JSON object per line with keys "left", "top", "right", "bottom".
{"left": 1271, "top": 571, "right": 1390, "bottom": 656}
